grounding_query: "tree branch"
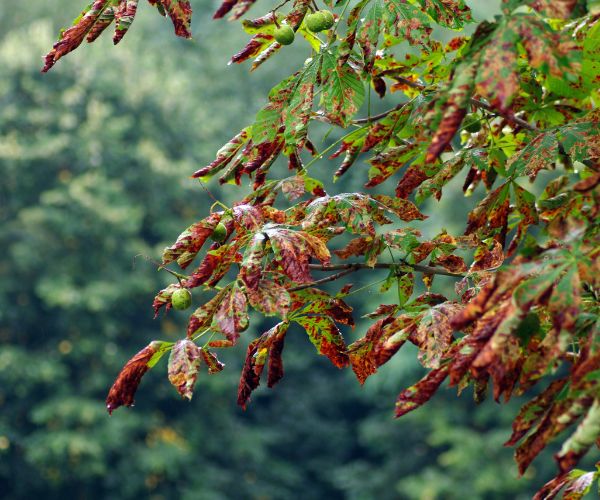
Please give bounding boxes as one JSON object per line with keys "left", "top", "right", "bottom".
{"left": 288, "top": 261, "right": 465, "bottom": 292}
{"left": 353, "top": 76, "right": 539, "bottom": 132}
{"left": 288, "top": 267, "right": 359, "bottom": 292}
{"left": 308, "top": 262, "right": 465, "bottom": 278}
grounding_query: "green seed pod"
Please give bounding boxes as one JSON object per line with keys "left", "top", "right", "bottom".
{"left": 274, "top": 25, "right": 295, "bottom": 45}
{"left": 211, "top": 222, "right": 228, "bottom": 242}
{"left": 171, "top": 288, "right": 192, "bottom": 311}
{"left": 320, "top": 10, "right": 335, "bottom": 30}
{"left": 305, "top": 12, "right": 328, "bottom": 32}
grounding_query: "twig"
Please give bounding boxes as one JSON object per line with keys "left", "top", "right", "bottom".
{"left": 353, "top": 76, "right": 539, "bottom": 132}
{"left": 289, "top": 261, "right": 465, "bottom": 291}
{"left": 289, "top": 267, "right": 359, "bottom": 292}
{"left": 353, "top": 103, "right": 405, "bottom": 124}
{"left": 308, "top": 262, "right": 465, "bottom": 278}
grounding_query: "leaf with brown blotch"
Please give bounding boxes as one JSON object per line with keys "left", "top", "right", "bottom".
{"left": 43, "top": 0, "right": 112, "bottom": 72}
{"left": 200, "top": 349, "right": 225, "bottom": 374}
{"left": 239, "top": 232, "right": 267, "bottom": 291}
{"left": 237, "top": 322, "right": 289, "bottom": 408}
{"left": 535, "top": 468, "right": 598, "bottom": 500}
{"left": 413, "top": 302, "right": 464, "bottom": 369}
{"left": 168, "top": 339, "right": 202, "bottom": 400}
{"left": 470, "top": 241, "right": 504, "bottom": 272}
{"left": 187, "top": 287, "right": 230, "bottom": 337}
{"left": 465, "top": 182, "right": 511, "bottom": 238}
{"left": 333, "top": 235, "right": 386, "bottom": 267}
{"left": 555, "top": 400, "right": 600, "bottom": 474}
{"left": 160, "top": 0, "right": 192, "bottom": 38}
{"left": 395, "top": 364, "right": 450, "bottom": 418}
{"left": 302, "top": 193, "right": 424, "bottom": 237}
{"left": 515, "top": 395, "right": 595, "bottom": 475}
{"left": 395, "top": 153, "right": 442, "bottom": 199}
{"left": 320, "top": 50, "right": 366, "bottom": 127}
{"left": 348, "top": 313, "right": 422, "bottom": 384}
{"left": 290, "top": 288, "right": 355, "bottom": 327}
{"left": 162, "top": 212, "right": 221, "bottom": 269}
{"left": 192, "top": 128, "right": 251, "bottom": 181}
{"left": 264, "top": 224, "right": 330, "bottom": 283}
{"left": 366, "top": 143, "right": 423, "bottom": 188}
{"left": 152, "top": 283, "right": 180, "bottom": 317}
{"left": 113, "top": 0, "right": 139, "bottom": 44}
{"left": 372, "top": 195, "right": 427, "bottom": 222}
{"left": 237, "top": 339, "right": 262, "bottom": 409}
{"left": 86, "top": 6, "right": 116, "bottom": 43}
{"left": 505, "top": 378, "right": 568, "bottom": 446}
{"left": 426, "top": 60, "right": 477, "bottom": 163}
{"left": 267, "top": 330, "right": 286, "bottom": 388}
{"left": 106, "top": 341, "right": 169, "bottom": 414}
{"left": 348, "top": 316, "right": 397, "bottom": 384}
{"left": 214, "top": 285, "right": 249, "bottom": 343}
{"left": 247, "top": 280, "right": 291, "bottom": 317}
{"left": 433, "top": 254, "right": 467, "bottom": 273}
{"left": 294, "top": 315, "right": 349, "bottom": 368}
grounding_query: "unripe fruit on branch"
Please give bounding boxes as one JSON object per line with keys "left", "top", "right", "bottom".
{"left": 211, "top": 222, "right": 228, "bottom": 242}
{"left": 305, "top": 11, "right": 334, "bottom": 32}
{"left": 171, "top": 288, "right": 192, "bottom": 310}
{"left": 274, "top": 25, "right": 295, "bottom": 45}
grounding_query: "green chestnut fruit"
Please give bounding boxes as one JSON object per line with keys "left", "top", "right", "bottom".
{"left": 211, "top": 222, "right": 228, "bottom": 242}
{"left": 320, "top": 10, "right": 335, "bottom": 30}
{"left": 171, "top": 288, "right": 192, "bottom": 311}
{"left": 274, "top": 25, "right": 295, "bottom": 45}
{"left": 305, "top": 12, "right": 327, "bottom": 32}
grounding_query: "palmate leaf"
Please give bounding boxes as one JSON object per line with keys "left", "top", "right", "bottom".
{"left": 302, "top": 192, "right": 425, "bottom": 236}
{"left": 263, "top": 224, "right": 330, "bottom": 283}
{"left": 320, "top": 50, "right": 366, "bottom": 127}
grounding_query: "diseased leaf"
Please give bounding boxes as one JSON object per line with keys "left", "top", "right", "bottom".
{"left": 294, "top": 315, "right": 349, "bottom": 368}
{"left": 168, "top": 339, "right": 202, "bottom": 400}
{"left": 106, "top": 341, "right": 169, "bottom": 414}
{"left": 162, "top": 212, "right": 221, "bottom": 269}
{"left": 237, "top": 322, "right": 289, "bottom": 408}
{"left": 395, "top": 364, "right": 450, "bottom": 417}
{"left": 320, "top": 49, "right": 365, "bottom": 127}
{"left": 214, "top": 285, "right": 249, "bottom": 342}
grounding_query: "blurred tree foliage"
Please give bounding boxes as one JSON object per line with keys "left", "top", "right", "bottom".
{"left": 0, "top": 1, "right": 580, "bottom": 498}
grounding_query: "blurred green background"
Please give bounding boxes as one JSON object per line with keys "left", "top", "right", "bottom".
{"left": 0, "top": 1, "right": 576, "bottom": 498}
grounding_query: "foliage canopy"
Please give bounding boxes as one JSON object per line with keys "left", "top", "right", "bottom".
{"left": 43, "top": 0, "right": 599, "bottom": 496}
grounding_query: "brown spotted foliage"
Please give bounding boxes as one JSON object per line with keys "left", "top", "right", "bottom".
{"left": 45, "top": 0, "right": 599, "bottom": 496}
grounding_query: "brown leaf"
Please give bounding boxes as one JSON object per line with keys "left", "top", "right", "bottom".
{"left": 162, "top": 212, "right": 221, "bottom": 269}
{"left": 505, "top": 378, "right": 568, "bottom": 446}
{"left": 43, "top": 0, "right": 112, "bottom": 72}
{"left": 160, "top": 0, "right": 192, "bottom": 38}
{"left": 168, "top": 339, "right": 202, "bottom": 400}
{"left": 106, "top": 342, "right": 160, "bottom": 414}
{"left": 395, "top": 364, "right": 450, "bottom": 418}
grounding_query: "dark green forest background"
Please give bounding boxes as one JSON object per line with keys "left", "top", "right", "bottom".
{"left": 0, "top": 1, "right": 583, "bottom": 498}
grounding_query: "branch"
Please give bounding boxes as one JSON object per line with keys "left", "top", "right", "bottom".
{"left": 309, "top": 262, "right": 465, "bottom": 278}
{"left": 289, "top": 267, "right": 359, "bottom": 292}
{"left": 353, "top": 103, "right": 404, "bottom": 124}
{"left": 353, "top": 76, "right": 538, "bottom": 132}
{"left": 288, "top": 261, "right": 465, "bottom": 292}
